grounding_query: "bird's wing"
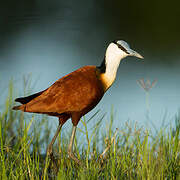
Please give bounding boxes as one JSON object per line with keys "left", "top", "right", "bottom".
{"left": 25, "top": 66, "right": 104, "bottom": 114}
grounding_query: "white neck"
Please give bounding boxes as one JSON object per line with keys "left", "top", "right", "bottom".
{"left": 101, "top": 43, "right": 127, "bottom": 90}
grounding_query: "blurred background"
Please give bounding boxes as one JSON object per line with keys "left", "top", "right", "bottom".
{"left": 0, "top": 0, "right": 180, "bottom": 130}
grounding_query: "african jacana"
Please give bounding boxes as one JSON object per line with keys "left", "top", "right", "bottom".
{"left": 13, "top": 40, "right": 143, "bottom": 164}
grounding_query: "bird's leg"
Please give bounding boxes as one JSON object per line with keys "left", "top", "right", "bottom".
{"left": 47, "top": 123, "right": 63, "bottom": 156}
{"left": 68, "top": 125, "right": 81, "bottom": 164}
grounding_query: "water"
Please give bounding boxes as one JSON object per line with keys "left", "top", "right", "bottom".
{"left": 0, "top": 0, "right": 180, "bottom": 133}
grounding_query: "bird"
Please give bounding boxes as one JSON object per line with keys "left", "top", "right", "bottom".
{"left": 12, "top": 40, "right": 143, "bottom": 164}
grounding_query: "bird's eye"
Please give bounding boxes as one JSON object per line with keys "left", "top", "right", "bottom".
{"left": 113, "top": 40, "right": 130, "bottom": 54}
{"left": 117, "top": 44, "right": 130, "bottom": 54}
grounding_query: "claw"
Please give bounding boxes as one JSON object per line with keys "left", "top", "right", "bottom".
{"left": 68, "top": 152, "right": 82, "bottom": 165}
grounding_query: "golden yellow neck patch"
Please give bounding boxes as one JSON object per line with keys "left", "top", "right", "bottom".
{"left": 99, "top": 73, "right": 114, "bottom": 92}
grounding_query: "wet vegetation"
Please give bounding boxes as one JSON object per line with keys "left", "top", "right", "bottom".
{"left": 0, "top": 80, "right": 180, "bottom": 179}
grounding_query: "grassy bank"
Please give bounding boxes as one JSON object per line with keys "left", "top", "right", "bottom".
{"left": 0, "top": 81, "right": 180, "bottom": 179}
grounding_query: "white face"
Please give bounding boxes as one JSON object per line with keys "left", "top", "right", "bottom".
{"left": 105, "top": 40, "right": 144, "bottom": 64}
{"left": 105, "top": 43, "right": 128, "bottom": 63}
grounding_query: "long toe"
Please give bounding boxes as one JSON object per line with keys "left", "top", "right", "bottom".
{"left": 68, "top": 152, "right": 82, "bottom": 165}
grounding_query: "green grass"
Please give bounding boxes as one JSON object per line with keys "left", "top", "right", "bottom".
{"left": 0, "top": 81, "right": 180, "bottom": 179}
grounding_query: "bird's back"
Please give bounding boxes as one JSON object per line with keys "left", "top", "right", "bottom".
{"left": 15, "top": 66, "right": 104, "bottom": 116}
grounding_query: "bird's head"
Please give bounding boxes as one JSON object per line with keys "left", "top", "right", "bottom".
{"left": 106, "top": 40, "right": 144, "bottom": 62}
{"left": 98, "top": 40, "right": 144, "bottom": 91}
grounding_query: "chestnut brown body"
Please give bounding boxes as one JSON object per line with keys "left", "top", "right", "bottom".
{"left": 13, "top": 66, "right": 104, "bottom": 126}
